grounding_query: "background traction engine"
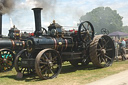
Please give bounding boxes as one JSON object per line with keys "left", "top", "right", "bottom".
{"left": 15, "top": 8, "right": 115, "bottom": 80}
{"left": 0, "top": 14, "right": 26, "bottom": 72}
{"left": 0, "top": 40, "right": 25, "bottom": 72}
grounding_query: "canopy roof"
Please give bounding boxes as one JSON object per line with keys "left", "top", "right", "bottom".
{"left": 108, "top": 31, "right": 128, "bottom": 36}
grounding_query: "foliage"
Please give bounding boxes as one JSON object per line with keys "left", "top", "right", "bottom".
{"left": 80, "top": 7, "right": 123, "bottom": 34}
{"left": 122, "top": 26, "right": 128, "bottom": 32}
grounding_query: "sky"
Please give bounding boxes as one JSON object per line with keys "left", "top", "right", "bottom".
{"left": 1, "top": 0, "right": 128, "bottom": 35}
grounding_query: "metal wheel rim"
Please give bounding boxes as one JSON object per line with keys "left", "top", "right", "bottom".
{"left": 78, "top": 21, "right": 94, "bottom": 43}
{"left": 0, "top": 49, "right": 15, "bottom": 72}
{"left": 101, "top": 28, "right": 109, "bottom": 35}
{"left": 14, "top": 49, "right": 35, "bottom": 75}
{"left": 35, "top": 48, "right": 62, "bottom": 80}
{"left": 89, "top": 35, "right": 115, "bottom": 67}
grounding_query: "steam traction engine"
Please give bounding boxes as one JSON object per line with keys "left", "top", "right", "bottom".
{"left": 15, "top": 8, "right": 115, "bottom": 79}
{"left": 0, "top": 29, "right": 25, "bottom": 72}
{"left": 0, "top": 11, "right": 46, "bottom": 72}
{"left": 0, "top": 14, "right": 26, "bottom": 72}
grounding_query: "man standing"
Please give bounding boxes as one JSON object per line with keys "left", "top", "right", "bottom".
{"left": 120, "top": 38, "right": 127, "bottom": 61}
{"left": 114, "top": 40, "right": 119, "bottom": 61}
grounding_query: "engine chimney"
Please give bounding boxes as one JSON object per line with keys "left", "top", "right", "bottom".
{"left": 32, "top": 8, "right": 43, "bottom": 37}
{"left": 0, "top": 14, "right": 2, "bottom": 38}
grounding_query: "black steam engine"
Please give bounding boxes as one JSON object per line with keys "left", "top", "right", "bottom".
{"left": 14, "top": 8, "right": 115, "bottom": 80}
{"left": 0, "top": 14, "right": 26, "bottom": 72}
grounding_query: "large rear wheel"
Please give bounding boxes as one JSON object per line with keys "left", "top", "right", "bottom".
{"left": 89, "top": 35, "right": 115, "bottom": 67}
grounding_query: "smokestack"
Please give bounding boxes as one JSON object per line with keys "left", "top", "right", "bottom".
{"left": 0, "top": 13, "right": 2, "bottom": 38}
{"left": 32, "top": 8, "right": 43, "bottom": 36}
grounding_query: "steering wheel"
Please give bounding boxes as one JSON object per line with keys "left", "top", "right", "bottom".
{"left": 101, "top": 28, "right": 109, "bottom": 35}
{"left": 41, "top": 27, "right": 47, "bottom": 35}
{"left": 78, "top": 21, "right": 94, "bottom": 43}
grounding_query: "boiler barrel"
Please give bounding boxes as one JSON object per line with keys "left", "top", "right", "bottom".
{"left": 0, "top": 39, "right": 12, "bottom": 49}
{"left": 0, "top": 39, "right": 25, "bottom": 50}
{"left": 27, "top": 37, "right": 74, "bottom": 51}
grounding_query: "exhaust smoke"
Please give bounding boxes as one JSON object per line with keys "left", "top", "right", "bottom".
{"left": 0, "top": 0, "right": 15, "bottom": 14}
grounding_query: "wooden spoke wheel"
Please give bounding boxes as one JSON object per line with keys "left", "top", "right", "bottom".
{"left": 0, "top": 49, "right": 15, "bottom": 72}
{"left": 89, "top": 35, "right": 115, "bottom": 67}
{"left": 35, "top": 48, "right": 62, "bottom": 80}
{"left": 78, "top": 21, "right": 94, "bottom": 43}
{"left": 15, "top": 49, "right": 35, "bottom": 75}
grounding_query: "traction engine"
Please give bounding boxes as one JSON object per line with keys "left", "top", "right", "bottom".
{"left": 0, "top": 14, "right": 26, "bottom": 72}
{"left": 14, "top": 8, "right": 115, "bottom": 80}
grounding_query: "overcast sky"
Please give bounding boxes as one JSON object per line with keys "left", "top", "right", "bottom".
{"left": 1, "top": 0, "right": 128, "bottom": 35}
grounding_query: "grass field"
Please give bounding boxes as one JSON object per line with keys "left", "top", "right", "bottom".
{"left": 0, "top": 60, "right": 128, "bottom": 85}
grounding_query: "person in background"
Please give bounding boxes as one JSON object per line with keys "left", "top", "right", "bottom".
{"left": 120, "top": 38, "right": 127, "bottom": 61}
{"left": 114, "top": 40, "right": 119, "bottom": 61}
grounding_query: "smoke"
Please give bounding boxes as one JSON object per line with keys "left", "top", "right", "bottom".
{"left": 24, "top": 0, "right": 57, "bottom": 13}
{"left": 33, "top": 0, "right": 56, "bottom": 9}
{"left": 0, "top": 0, "right": 15, "bottom": 14}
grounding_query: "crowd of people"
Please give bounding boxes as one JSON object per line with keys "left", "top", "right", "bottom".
{"left": 114, "top": 38, "right": 127, "bottom": 61}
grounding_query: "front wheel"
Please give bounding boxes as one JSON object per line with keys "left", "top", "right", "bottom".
{"left": 35, "top": 48, "right": 62, "bottom": 80}
{"left": 0, "top": 49, "right": 15, "bottom": 72}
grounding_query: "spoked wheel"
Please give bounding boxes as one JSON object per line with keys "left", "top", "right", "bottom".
{"left": 15, "top": 49, "right": 35, "bottom": 75}
{"left": 89, "top": 35, "right": 115, "bottom": 68}
{"left": 0, "top": 49, "right": 15, "bottom": 72}
{"left": 101, "top": 28, "right": 109, "bottom": 35}
{"left": 35, "top": 48, "right": 62, "bottom": 80}
{"left": 78, "top": 21, "right": 94, "bottom": 43}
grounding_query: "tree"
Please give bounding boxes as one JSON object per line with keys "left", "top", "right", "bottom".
{"left": 80, "top": 7, "right": 123, "bottom": 34}
{"left": 122, "top": 26, "right": 128, "bottom": 32}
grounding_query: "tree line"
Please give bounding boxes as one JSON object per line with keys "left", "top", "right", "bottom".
{"left": 80, "top": 7, "right": 128, "bottom": 34}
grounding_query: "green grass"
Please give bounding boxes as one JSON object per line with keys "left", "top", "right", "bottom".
{"left": 1, "top": 60, "right": 128, "bottom": 85}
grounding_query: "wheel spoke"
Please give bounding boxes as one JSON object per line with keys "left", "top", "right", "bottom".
{"left": 97, "top": 53, "right": 101, "bottom": 57}
{"left": 44, "top": 53, "right": 49, "bottom": 60}
{"left": 106, "top": 48, "right": 113, "bottom": 51}
{"left": 87, "top": 34, "right": 91, "bottom": 40}
{"left": 98, "top": 43, "right": 102, "bottom": 49}
{"left": 105, "top": 55, "right": 112, "bottom": 60}
{"left": 82, "top": 24, "right": 87, "bottom": 30}
{"left": 49, "top": 67, "right": 54, "bottom": 74}
{"left": 102, "top": 57, "right": 107, "bottom": 64}
{"left": 98, "top": 56, "right": 102, "bottom": 63}
{"left": 40, "top": 61, "right": 47, "bottom": 64}
{"left": 48, "top": 52, "right": 53, "bottom": 61}
{"left": 104, "top": 40, "right": 109, "bottom": 47}
{"left": 97, "top": 49, "right": 101, "bottom": 51}
{"left": 41, "top": 66, "right": 47, "bottom": 72}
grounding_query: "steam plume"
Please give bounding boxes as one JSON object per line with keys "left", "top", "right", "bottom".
{"left": 0, "top": 0, "right": 15, "bottom": 14}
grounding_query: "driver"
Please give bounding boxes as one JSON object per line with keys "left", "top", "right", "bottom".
{"left": 48, "top": 20, "right": 62, "bottom": 31}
